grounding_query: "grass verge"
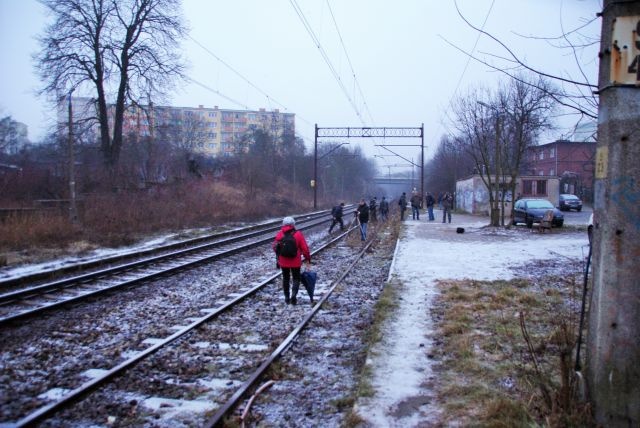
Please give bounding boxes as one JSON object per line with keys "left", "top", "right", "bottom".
{"left": 432, "top": 270, "right": 594, "bottom": 426}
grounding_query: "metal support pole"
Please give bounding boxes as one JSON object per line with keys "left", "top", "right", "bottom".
{"left": 67, "top": 92, "right": 78, "bottom": 224}
{"left": 313, "top": 124, "right": 318, "bottom": 209}
{"left": 420, "top": 123, "right": 424, "bottom": 207}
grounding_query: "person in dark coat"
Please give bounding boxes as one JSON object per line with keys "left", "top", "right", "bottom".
{"left": 398, "top": 192, "right": 408, "bottom": 220}
{"left": 356, "top": 198, "right": 370, "bottom": 241}
{"left": 273, "top": 216, "right": 311, "bottom": 305}
{"left": 442, "top": 192, "right": 453, "bottom": 223}
{"left": 410, "top": 192, "right": 422, "bottom": 220}
{"left": 369, "top": 197, "right": 378, "bottom": 222}
{"left": 426, "top": 192, "right": 435, "bottom": 221}
{"left": 379, "top": 196, "right": 389, "bottom": 221}
{"left": 329, "top": 202, "right": 345, "bottom": 233}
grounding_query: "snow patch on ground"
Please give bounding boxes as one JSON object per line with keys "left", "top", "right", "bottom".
{"left": 356, "top": 215, "right": 589, "bottom": 427}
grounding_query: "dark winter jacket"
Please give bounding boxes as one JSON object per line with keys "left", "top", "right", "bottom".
{"left": 357, "top": 203, "right": 370, "bottom": 223}
{"left": 331, "top": 205, "right": 344, "bottom": 219}
{"left": 410, "top": 194, "right": 422, "bottom": 208}
{"left": 272, "top": 225, "right": 311, "bottom": 268}
{"left": 443, "top": 194, "right": 453, "bottom": 209}
{"left": 399, "top": 194, "right": 408, "bottom": 209}
{"left": 379, "top": 199, "right": 389, "bottom": 213}
{"left": 426, "top": 194, "right": 435, "bottom": 207}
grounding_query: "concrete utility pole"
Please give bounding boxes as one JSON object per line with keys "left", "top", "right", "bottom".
{"left": 587, "top": 1, "right": 640, "bottom": 425}
{"left": 67, "top": 92, "right": 78, "bottom": 224}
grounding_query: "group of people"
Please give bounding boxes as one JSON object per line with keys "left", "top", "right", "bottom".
{"left": 273, "top": 190, "right": 456, "bottom": 305}
{"left": 399, "top": 191, "right": 454, "bottom": 223}
{"left": 328, "top": 196, "right": 391, "bottom": 241}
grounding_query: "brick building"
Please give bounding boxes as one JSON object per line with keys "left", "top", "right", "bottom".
{"left": 522, "top": 140, "right": 596, "bottom": 201}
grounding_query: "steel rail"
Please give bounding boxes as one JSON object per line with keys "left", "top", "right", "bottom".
{"left": 205, "top": 238, "right": 374, "bottom": 427}
{"left": 11, "top": 226, "right": 357, "bottom": 427}
{"left": 0, "top": 211, "right": 332, "bottom": 289}
{"left": 0, "top": 212, "right": 352, "bottom": 326}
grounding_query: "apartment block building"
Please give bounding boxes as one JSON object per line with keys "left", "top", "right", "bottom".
{"left": 59, "top": 97, "right": 295, "bottom": 157}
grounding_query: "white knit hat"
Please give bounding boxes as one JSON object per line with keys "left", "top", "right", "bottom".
{"left": 282, "top": 216, "right": 295, "bottom": 226}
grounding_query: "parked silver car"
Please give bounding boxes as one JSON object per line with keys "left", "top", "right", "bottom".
{"left": 558, "top": 194, "right": 583, "bottom": 211}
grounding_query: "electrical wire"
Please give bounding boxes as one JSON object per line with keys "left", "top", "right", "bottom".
{"left": 289, "top": 0, "right": 365, "bottom": 125}
{"left": 188, "top": 34, "right": 289, "bottom": 112}
{"left": 325, "top": 0, "right": 375, "bottom": 125}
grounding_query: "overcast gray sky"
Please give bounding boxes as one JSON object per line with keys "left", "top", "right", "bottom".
{"left": 0, "top": 0, "right": 601, "bottom": 171}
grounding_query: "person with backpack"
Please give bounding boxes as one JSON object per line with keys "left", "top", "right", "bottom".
{"left": 398, "top": 192, "right": 408, "bottom": 220}
{"left": 328, "top": 202, "right": 345, "bottom": 233}
{"left": 273, "top": 216, "right": 311, "bottom": 305}
{"left": 379, "top": 196, "right": 389, "bottom": 221}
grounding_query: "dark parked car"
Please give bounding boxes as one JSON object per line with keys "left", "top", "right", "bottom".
{"left": 513, "top": 198, "right": 564, "bottom": 228}
{"left": 558, "top": 194, "right": 583, "bottom": 211}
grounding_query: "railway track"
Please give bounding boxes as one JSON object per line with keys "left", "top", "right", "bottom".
{"left": 0, "top": 218, "right": 386, "bottom": 427}
{"left": 0, "top": 209, "right": 354, "bottom": 326}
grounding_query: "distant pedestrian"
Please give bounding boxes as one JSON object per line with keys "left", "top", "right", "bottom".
{"left": 356, "top": 198, "right": 370, "bottom": 241}
{"left": 398, "top": 192, "right": 408, "bottom": 220}
{"left": 379, "top": 196, "right": 389, "bottom": 222}
{"left": 369, "top": 197, "right": 378, "bottom": 222}
{"left": 437, "top": 192, "right": 443, "bottom": 210}
{"left": 426, "top": 192, "right": 435, "bottom": 221}
{"left": 273, "top": 216, "right": 311, "bottom": 305}
{"left": 329, "top": 202, "right": 345, "bottom": 233}
{"left": 410, "top": 192, "right": 422, "bottom": 220}
{"left": 442, "top": 192, "right": 453, "bottom": 223}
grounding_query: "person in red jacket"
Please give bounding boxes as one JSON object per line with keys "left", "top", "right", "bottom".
{"left": 272, "top": 216, "right": 311, "bottom": 305}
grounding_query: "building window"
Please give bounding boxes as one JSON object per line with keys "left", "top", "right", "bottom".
{"left": 550, "top": 147, "right": 555, "bottom": 158}
{"left": 539, "top": 151, "right": 544, "bottom": 160}
{"left": 549, "top": 168, "right": 555, "bottom": 176}
{"left": 208, "top": 112, "right": 217, "bottom": 117}
{"left": 522, "top": 179, "right": 548, "bottom": 196}
{"left": 536, "top": 180, "right": 547, "bottom": 195}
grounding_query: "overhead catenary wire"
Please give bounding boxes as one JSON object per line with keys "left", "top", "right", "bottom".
{"left": 289, "top": 0, "right": 366, "bottom": 126}
{"left": 429, "top": 0, "right": 496, "bottom": 145}
{"left": 188, "top": 35, "right": 316, "bottom": 128}
{"left": 325, "top": 0, "right": 375, "bottom": 125}
{"left": 189, "top": 34, "right": 288, "bottom": 112}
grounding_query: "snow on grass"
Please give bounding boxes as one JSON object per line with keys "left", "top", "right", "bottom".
{"left": 356, "top": 215, "right": 589, "bottom": 427}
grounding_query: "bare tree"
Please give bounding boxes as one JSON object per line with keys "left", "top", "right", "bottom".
{"left": 35, "top": 0, "right": 186, "bottom": 169}
{"left": 450, "top": 75, "right": 555, "bottom": 226}
{"left": 425, "top": 134, "right": 474, "bottom": 196}
{"left": 450, "top": 87, "right": 503, "bottom": 225}
{"left": 495, "top": 76, "right": 556, "bottom": 224}
{"left": 447, "top": 1, "right": 599, "bottom": 131}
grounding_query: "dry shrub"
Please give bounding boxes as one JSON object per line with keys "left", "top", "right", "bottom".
{"left": 0, "top": 212, "right": 76, "bottom": 249}
{"left": 0, "top": 180, "right": 304, "bottom": 256}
